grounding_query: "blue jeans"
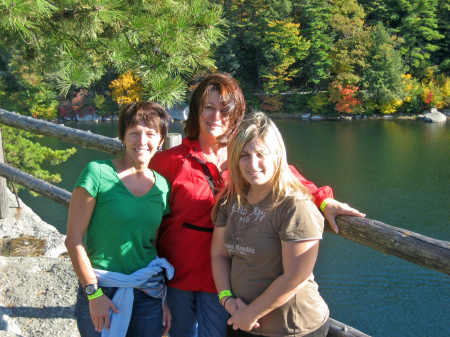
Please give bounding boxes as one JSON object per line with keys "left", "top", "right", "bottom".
{"left": 166, "top": 287, "right": 229, "bottom": 337}
{"left": 74, "top": 284, "right": 163, "bottom": 337}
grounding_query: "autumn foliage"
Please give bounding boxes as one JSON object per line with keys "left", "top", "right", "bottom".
{"left": 109, "top": 71, "right": 144, "bottom": 107}
{"left": 329, "top": 82, "right": 362, "bottom": 113}
{"left": 59, "top": 89, "right": 95, "bottom": 118}
{"left": 259, "top": 94, "right": 284, "bottom": 112}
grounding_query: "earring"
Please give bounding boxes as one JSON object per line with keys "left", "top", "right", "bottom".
{"left": 157, "top": 145, "right": 163, "bottom": 151}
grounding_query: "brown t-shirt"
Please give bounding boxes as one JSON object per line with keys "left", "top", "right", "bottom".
{"left": 215, "top": 192, "right": 329, "bottom": 337}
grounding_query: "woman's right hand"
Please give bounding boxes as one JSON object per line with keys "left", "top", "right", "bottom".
{"left": 224, "top": 297, "right": 238, "bottom": 316}
{"left": 89, "top": 295, "right": 120, "bottom": 332}
{"left": 226, "top": 298, "right": 260, "bottom": 330}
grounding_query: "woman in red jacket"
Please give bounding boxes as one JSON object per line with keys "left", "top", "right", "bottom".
{"left": 149, "top": 73, "right": 365, "bottom": 337}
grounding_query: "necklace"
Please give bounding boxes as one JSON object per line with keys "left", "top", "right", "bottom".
{"left": 216, "top": 147, "right": 225, "bottom": 168}
{"left": 204, "top": 147, "right": 225, "bottom": 167}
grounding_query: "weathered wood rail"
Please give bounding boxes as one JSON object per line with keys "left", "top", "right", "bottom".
{"left": 0, "top": 109, "right": 125, "bottom": 156}
{"left": 0, "top": 162, "right": 72, "bottom": 206}
{"left": 0, "top": 109, "right": 448, "bottom": 337}
{"left": 0, "top": 109, "right": 182, "bottom": 153}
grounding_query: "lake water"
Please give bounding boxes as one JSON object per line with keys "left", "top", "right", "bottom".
{"left": 18, "top": 118, "right": 450, "bottom": 336}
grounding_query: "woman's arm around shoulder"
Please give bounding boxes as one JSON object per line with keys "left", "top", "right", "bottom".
{"left": 149, "top": 144, "right": 187, "bottom": 183}
{"left": 289, "top": 166, "right": 366, "bottom": 233}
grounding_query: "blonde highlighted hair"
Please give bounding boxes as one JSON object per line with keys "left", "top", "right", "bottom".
{"left": 212, "top": 112, "right": 311, "bottom": 220}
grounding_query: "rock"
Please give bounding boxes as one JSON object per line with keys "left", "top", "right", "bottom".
{"left": 0, "top": 189, "right": 66, "bottom": 258}
{"left": 301, "top": 113, "right": 311, "bottom": 119}
{"left": 0, "top": 192, "right": 78, "bottom": 335}
{"left": 0, "top": 257, "right": 80, "bottom": 337}
{"left": 326, "top": 116, "right": 341, "bottom": 121}
{"left": 75, "top": 113, "right": 98, "bottom": 122}
{"left": 167, "top": 102, "right": 189, "bottom": 121}
{"left": 424, "top": 108, "right": 447, "bottom": 123}
{"left": 310, "top": 115, "right": 324, "bottom": 120}
{"left": 442, "top": 109, "right": 450, "bottom": 116}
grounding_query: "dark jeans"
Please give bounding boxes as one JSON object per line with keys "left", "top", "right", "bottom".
{"left": 74, "top": 284, "right": 163, "bottom": 337}
{"left": 225, "top": 319, "right": 330, "bottom": 337}
{"left": 165, "top": 287, "right": 229, "bottom": 337}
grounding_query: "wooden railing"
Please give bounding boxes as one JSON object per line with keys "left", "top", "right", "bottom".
{"left": 1, "top": 109, "right": 449, "bottom": 336}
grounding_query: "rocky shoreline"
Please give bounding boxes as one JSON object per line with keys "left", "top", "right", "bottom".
{"left": 0, "top": 190, "right": 80, "bottom": 336}
{"left": 268, "top": 108, "right": 450, "bottom": 122}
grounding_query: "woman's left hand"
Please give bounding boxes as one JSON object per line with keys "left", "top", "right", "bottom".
{"left": 162, "top": 300, "right": 171, "bottom": 336}
{"left": 227, "top": 298, "right": 259, "bottom": 331}
{"left": 323, "top": 199, "right": 366, "bottom": 233}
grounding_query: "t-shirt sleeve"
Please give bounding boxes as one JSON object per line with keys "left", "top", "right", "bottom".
{"left": 214, "top": 198, "right": 229, "bottom": 228}
{"left": 73, "top": 161, "right": 101, "bottom": 198}
{"left": 278, "top": 196, "right": 325, "bottom": 242}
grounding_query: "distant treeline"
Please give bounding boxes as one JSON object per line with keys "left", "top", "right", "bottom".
{"left": 211, "top": 0, "right": 450, "bottom": 115}
{"left": 1, "top": 0, "right": 450, "bottom": 119}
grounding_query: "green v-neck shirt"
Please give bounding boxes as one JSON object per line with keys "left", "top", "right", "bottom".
{"left": 74, "top": 160, "right": 170, "bottom": 275}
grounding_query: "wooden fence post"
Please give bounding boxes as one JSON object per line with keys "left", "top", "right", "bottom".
{"left": 0, "top": 129, "right": 9, "bottom": 218}
{"left": 164, "top": 133, "right": 182, "bottom": 150}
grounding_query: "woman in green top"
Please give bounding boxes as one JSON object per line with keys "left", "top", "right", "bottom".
{"left": 65, "top": 102, "right": 172, "bottom": 337}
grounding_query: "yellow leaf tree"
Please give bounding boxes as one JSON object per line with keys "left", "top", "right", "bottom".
{"left": 109, "top": 71, "right": 144, "bottom": 107}
{"left": 261, "top": 20, "right": 310, "bottom": 95}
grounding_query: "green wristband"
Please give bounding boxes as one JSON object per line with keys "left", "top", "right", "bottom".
{"left": 218, "top": 290, "right": 233, "bottom": 302}
{"left": 320, "top": 198, "right": 333, "bottom": 212}
{"left": 87, "top": 288, "right": 104, "bottom": 300}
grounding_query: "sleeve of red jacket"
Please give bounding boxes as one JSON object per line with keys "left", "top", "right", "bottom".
{"left": 289, "top": 165, "right": 334, "bottom": 209}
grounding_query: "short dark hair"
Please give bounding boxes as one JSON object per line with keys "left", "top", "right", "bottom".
{"left": 118, "top": 102, "right": 171, "bottom": 142}
{"left": 184, "top": 73, "right": 246, "bottom": 146}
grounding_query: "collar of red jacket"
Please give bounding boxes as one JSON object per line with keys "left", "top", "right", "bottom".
{"left": 181, "top": 137, "right": 230, "bottom": 183}
{"left": 182, "top": 137, "right": 206, "bottom": 163}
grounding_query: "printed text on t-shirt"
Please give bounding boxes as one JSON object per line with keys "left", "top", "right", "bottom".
{"left": 231, "top": 202, "right": 266, "bottom": 223}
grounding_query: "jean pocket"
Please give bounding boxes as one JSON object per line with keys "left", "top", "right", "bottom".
{"left": 77, "top": 284, "right": 89, "bottom": 302}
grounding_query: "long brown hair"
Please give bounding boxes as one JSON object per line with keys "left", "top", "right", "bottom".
{"left": 184, "top": 73, "right": 246, "bottom": 147}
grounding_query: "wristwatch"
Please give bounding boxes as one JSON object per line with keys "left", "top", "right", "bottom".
{"left": 84, "top": 283, "right": 99, "bottom": 296}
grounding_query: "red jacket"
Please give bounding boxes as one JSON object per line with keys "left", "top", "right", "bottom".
{"left": 149, "top": 137, "right": 333, "bottom": 293}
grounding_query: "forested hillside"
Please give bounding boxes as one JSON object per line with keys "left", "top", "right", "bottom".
{"left": 1, "top": 0, "right": 450, "bottom": 119}
{"left": 213, "top": 0, "right": 450, "bottom": 115}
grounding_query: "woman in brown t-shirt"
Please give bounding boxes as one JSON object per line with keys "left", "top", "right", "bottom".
{"left": 212, "top": 112, "right": 330, "bottom": 337}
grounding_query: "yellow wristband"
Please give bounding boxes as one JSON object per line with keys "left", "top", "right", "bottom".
{"left": 218, "top": 290, "right": 232, "bottom": 302}
{"left": 87, "top": 288, "right": 104, "bottom": 300}
{"left": 320, "top": 198, "right": 333, "bottom": 212}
